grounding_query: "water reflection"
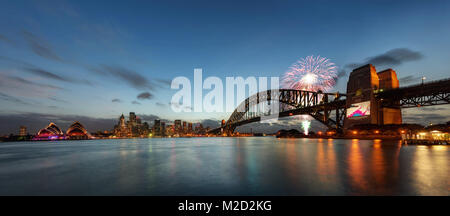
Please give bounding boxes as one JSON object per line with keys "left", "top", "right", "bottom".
{"left": 347, "top": 139, "right": 368, "bottom": 194}
{"left": 413, "top": 145, "right": 449, "bottom": 195}
{"left": 0, "top": 137, "right": 448, "bottom": 195}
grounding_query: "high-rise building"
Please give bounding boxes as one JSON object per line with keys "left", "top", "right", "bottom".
{"left": 129, "top": 112, "right": 137, "bottom": 126}
{"left": 182, "top": 121, "right": 187, "bottom": 134}
{"left": 119, "top": 114, "right": 126, "bottom": 128}
{"left": 19, "top": 126, "right": 27, "bottom": 136}
{"left": 161, "top": 122, "right": 166, "bottom": 136}
{"left": 188, "top": 122, "right": 193, "bottom": 134}
{"left": 154, "top": 119, "right": 161, "bottom": 136}
{"left": 174, "top": 120, "right": 182, "bottom": 134}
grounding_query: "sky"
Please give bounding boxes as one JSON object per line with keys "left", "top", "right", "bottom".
{"left": 0, "top": 0, "right": 450, "bottom": 134}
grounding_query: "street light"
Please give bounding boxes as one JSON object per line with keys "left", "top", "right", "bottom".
{"left": 421, "top": 76, "right": 426, "bottom": 85}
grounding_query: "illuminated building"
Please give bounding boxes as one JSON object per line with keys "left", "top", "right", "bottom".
{"left": 188, "top": 122, "right": 193, "bottom": 134}
{"left": 19, "top": 126, "right": 27, "bottom": 136}
{"left": 35, "top": 122, "right": 64, "bottom": 140}
{"left": 161, "top": 122, "right": 166, "bottom": 136}
{"left": 182, "top": 121, "right": 187, "bottom": 134}
{"left": 154, "top": 119, "right": 161, "bottom": 136}
{"left": 66, "top": 121, "right": 90, "bottom": 140}
{"left": 113, "top": 112, "right": 150, "bottom": 137}
{"left": 174, "top": 120, "right": 182, "bottom": 135}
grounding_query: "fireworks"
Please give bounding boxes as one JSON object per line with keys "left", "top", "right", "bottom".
{"left": 301, "top": 119, "right": 311, "bottom": 135}
{"left": 281, "top": 55, "right": 338, "bottom": 135}
{"left": 281, "top": 55, "right": 338, "bottom": 92}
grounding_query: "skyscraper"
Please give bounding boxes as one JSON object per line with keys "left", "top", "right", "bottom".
{"left": 19, "top": 126, "right": 27, "bottom": 136}
{"left": 188, "top": 122, "right": 193, "bottom": 134}
{"left": 174, "top": 120, "right": 182, "bottom": 134}
{"left": 154, "top": 119, "right": 161, "bottom": 136}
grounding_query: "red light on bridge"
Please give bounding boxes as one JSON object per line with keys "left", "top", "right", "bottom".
{"left": 289, "top": 113, "right": 293, "bottom": 116}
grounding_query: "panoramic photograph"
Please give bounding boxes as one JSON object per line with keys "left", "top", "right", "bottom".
{"left": 0, "top": 0, "right": 449, "bottom": 206}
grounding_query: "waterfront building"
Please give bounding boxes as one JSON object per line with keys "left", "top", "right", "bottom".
{"left": 182, "top": 121, "right": 187, "bottom": 134}
{"left": 174, "top": 120, "right": 182, "bottom": 135}
{"left": 35, "top": 123, "right": 65, "bottom": 140}
{"left": 154, "top": 119, "right": 161, "bottom": 136}
{"left": 113, "top": 112, "right": 151, "bottom": 137}
{"left": 188, "top": 122, "right": 193, "bottom": 134}
{"left": 66, "top": 121, "right": 90, "bottom": 140}
{"left": 161, "top": 122, "right": 166, "bottom": 136}
{"left": 19, "top": 126, "right": 27, "bottom": 136}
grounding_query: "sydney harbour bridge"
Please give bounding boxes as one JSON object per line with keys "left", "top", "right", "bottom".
{"left": 209, "top": 64, "right": 450, "bottom": 135}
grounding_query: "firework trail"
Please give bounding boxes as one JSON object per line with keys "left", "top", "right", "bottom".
{"left": 281, "top": 55, "right": 338, "bottom": 135}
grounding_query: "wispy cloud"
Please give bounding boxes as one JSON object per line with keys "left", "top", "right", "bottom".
{"left": 155, "top": 102, "right": 166, "bottom": 107}
{"left": 0, "top": 93, "right": 31, "bottom": 105}
{"left": 0, "top": 34, "right": 15, "bottom": 46}
{"left": 336, "top": 48, "right": 424, "bottom": 83}
{"left": 23, "top": 67, "right": 70, "bottom": 82}
{"left": 90, "top": 65, "right": 155, "bottom": 91}
{"left": 7, "top": 75, "right": 64, "bottom": 90}
{"left": 131, "top": 100, "right": 141, "bottom": 105}
{"left": 112, "top": 98, "right": 122, "bottom": 103}
{"left": 22, "top": 31, "right": 63, "bottom": 62}
{"left": 137, "top": 92, "right": 153, "bottom": 100}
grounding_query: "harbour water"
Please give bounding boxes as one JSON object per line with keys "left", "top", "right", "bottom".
{"left": 0, "top": 137, "right": 448, "bottom": 195}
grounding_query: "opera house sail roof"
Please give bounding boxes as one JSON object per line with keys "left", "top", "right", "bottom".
{"left": 35, "top": 121, "right": 90, "bottom": 140}
{"left": 66, "top": 121, "right": 90, "bottom": 137}
{"left": 37, "top": 122, "right": 64, "bottom": 137}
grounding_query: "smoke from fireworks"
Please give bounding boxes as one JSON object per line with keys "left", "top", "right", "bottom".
{"left": 281, "top": 55, "right": 338, "bottom": 135}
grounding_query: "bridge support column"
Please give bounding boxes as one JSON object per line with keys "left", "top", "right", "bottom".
{"left": 343, "top": 65, "right": 402, "bottom": 130}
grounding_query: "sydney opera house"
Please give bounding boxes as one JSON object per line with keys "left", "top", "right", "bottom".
{"left": 34, "top": 121, "right": 91, "bottom": 140}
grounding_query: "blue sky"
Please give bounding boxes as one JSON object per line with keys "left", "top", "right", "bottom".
{"left": 0, "top": 0, "right": 450, "bottom": 133}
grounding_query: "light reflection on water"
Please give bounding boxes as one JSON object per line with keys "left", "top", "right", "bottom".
{"left": 0, "top": 137, "right": 448, "bottom": 195}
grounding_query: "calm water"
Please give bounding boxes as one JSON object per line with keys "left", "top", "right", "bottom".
{"left": 0, "top": 137, "right": 448, "bottom": 195}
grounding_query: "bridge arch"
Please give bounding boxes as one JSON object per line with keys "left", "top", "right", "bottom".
{"left": 211, "top": 89, "right": 346, "bottom": 135}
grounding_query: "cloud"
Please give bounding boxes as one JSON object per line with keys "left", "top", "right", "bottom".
{"left": 0, "top": 112, "right": 116, "bottom": 135}
{"left": 131, "top": 100, "right": 141, "bottom": 105}
{"left": 22, "top": 31, "right": 63, "bottom": 62}
{"left": 23, "top": 67, "right": 69, "bottom": 82}
{"left": 90, "top": 65, "right": 154, "bottom": 91}
{"left": 21, "top": 66, "right": 93, "bottom": 86}
{"left": 0, "top": 34, "right": 15, "bottom": 46}
{"left": 137, "top": 92, "right": 153, "bottom": 100}
{"left": 336, "top": 48, "right": 424, "bottom": 83}
{"left": 169, "top": 102, "right": 193, "bottom": 112}
{"left": 0, "top": 93, "right": 31, "bottom": 105}
{"left": 398, "top": 75, "right": 420, "bottom": 85}
{"left": 6, "top": 75, "right": 64, "bottom": 90}
{"left": 48, "top": 97, "right": 69, "bottom": 103}
{"left": 365, "top": 48, "right": 423, "bottom": 67}
{"left": 155, "top": 102, "right": 166, "bottom": 107}
{"left": 111, "top": 98, "right": 122, "bottom": 103}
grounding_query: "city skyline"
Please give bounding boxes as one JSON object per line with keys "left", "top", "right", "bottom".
{"left": 1, "top": 0, "right": 450, "bottom": 134}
